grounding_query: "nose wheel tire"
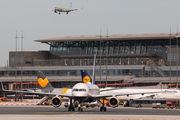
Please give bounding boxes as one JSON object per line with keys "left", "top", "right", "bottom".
{"left": 72, "top": 107, "right": 75, "bottom": 111}
{"left": 68, "top": 107, "right": 75, "bottom": 111}
{"left": 68, "top": 107, "right": 71, "bottom": 111}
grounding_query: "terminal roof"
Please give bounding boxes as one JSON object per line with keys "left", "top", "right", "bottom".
{"left": 34, "top": 33, "right": 179, "bottom": 43}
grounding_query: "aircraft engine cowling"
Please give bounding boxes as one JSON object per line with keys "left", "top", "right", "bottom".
{"left": 51, "top": 96, "right": 62, "bottom": 108}
{"left": 109, "top": 97, "right": 120, "bottom": 108}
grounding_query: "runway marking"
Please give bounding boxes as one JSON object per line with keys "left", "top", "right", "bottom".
{"left": 34, "top": 108, "right": 93, "bottom": 116}
{"left": 129, "top": 116, "right": 162, "bottom": 119}
{"left": 75, "top": 118, "right": 178, "bottom": 120}
{"left": 34, "top": 114, "right": 78, "bottom": 117}
{"left": 34, "top": 112, "right": 71, "bottom": 114}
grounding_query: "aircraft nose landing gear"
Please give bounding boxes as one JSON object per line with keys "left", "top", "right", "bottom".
{"left": 68, "top": 98, "right": 75, "bottom": 111}
{"left": 68, "top": 106, "right": 75, "bottom": 111}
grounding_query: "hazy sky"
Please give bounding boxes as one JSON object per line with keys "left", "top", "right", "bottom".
{"left": 0, "top": 0, "right": 180, "bottom": 66}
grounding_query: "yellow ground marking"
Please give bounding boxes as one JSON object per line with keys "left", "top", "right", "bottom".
{"left": 61, "top": 88, "right": 69, "bottom": 94}
{"left": 34, "top": 114, "right": 78, "bottom": 117}
{"left": 38, "top": 78, "right": 49, "bottom": 88}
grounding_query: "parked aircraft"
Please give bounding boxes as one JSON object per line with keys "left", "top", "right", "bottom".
{"left": 51, "top": 2, "right": 82, "bottom": 14}
{"left": 1, "top": 54, "right": 160, "bottom": 112}
{"left": 36, "top": 71, "right": 72, "bottom": 105}
{"left": 81, "top": 70, "right": 180, "bottom": 103}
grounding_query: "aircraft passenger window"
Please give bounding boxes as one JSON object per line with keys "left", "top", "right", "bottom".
{"left": 79, "top": 89, "right": 83, "bottom": 91}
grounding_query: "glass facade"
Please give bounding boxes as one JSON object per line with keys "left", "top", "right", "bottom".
{"left": 50, "top": 39, "right": 176, "bottom": 59}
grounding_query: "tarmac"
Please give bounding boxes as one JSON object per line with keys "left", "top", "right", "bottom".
{"left": 0, "top": 106, "right": 180, "bottom": 120}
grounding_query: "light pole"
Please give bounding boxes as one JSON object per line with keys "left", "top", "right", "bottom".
{"left": 176, "top": 28, "right": 179, "bottom": 88}
{"left": 106, "top": 29, "right": 108, "bottom": 87}
{"left": 170, "top": 28, "right": 171, "bottom": 87}
{"left": 15, "top": 31, "right": 18, "bottom": 91}
{"left": 100, "top": 29, "right": 102, "bottom": 86}
{"left": 21, "top": 30, "right": 24, "bottom": 102}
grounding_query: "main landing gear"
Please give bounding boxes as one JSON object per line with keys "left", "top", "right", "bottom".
{"left": 100, "top": 98, "right": 107, "bottom": 112}
{"left": 68, "top": 98, "right": 75, "bottom": 111}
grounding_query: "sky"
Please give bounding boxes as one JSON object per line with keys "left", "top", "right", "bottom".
{"left": 0, "top": 0, "right": 180, "bottom": 66}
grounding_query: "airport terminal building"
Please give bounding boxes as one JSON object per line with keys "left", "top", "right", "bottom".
{"left": 1, "top": 33, "right": 180, "bottom": 90}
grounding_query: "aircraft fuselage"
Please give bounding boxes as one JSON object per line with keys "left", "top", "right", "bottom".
{"left": 72, "top": 83, "right": 100, "bottom": 102}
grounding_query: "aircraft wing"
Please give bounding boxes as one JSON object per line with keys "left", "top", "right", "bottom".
{"left": 1, "top": 82, "right": 72, "bottom": 97}
{"left": 90, "top": 91, "right": 160, "bottom": 98}
{"left": 70, "top": 9, "right": 78, "bottom": 11}
{"left": 100, "top": 88, "right": 120, "bottom": 92}
{"left": 70, "top": 6, "right": 83, "bottom": 11}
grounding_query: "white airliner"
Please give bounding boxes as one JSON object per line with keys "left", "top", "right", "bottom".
{"left": 81, "top": 70, "right": 180, "bottom": 103}
{"left": 51, "top": 2, "right": 82, "bottom": 14}
{"left": 1, "top": 54, "right": 160, "bottom": 112}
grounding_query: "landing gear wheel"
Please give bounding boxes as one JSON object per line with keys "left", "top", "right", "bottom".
{"left": 104, "top": 107, "right": 106, "bottom": 111}
{"left": 81, "top": 108, "right": 83, "bottom": 112}
{"left": 100, "top": 107, "right": 103, "bottom": 111}
{"left": 72, "top": 107, "right": 75, "bottom": 111}
{"left": 68, "top": 107, "right": 71, "bottom": 111}
{"left": 100, "top": 107, "right": 106, "bottom": 111}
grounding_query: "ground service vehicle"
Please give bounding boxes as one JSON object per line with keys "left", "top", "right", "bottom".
{"left": 131, "top": 98, "right": 166, "bottom": 108}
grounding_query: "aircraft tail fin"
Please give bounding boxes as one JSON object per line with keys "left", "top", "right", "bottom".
{"left": 81, "top": 70, "right": 92, "bottom": 84}
{"left": 37, "top": 71, "right": 54, "bottom": 92}
{"left": 92, "top": 54, "right": 96, "bottom": 84}
{"left": 81, "top": 54, "right": 96, "bottom": 84}
{"left": 70, "top": 2, "right": 72, "bottom": 9}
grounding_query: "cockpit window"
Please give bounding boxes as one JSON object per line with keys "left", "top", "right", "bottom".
{"left": 73, "top": 89, "right": 86, "bottom": 92}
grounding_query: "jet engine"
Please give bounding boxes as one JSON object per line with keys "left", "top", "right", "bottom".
{"left": 51, "top": 96, "right": 62, "bottom": 108}
{"left": 109, "top": 97, "right": 120, "bottom": 108}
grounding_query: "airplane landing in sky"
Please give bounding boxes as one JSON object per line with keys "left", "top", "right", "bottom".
{"left": 51, "top": 3, "right": 83, "bottom": 14}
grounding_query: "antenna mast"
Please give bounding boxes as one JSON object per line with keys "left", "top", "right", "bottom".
{"left": 15, "top": 30, "right": 18, "bottom": 91}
